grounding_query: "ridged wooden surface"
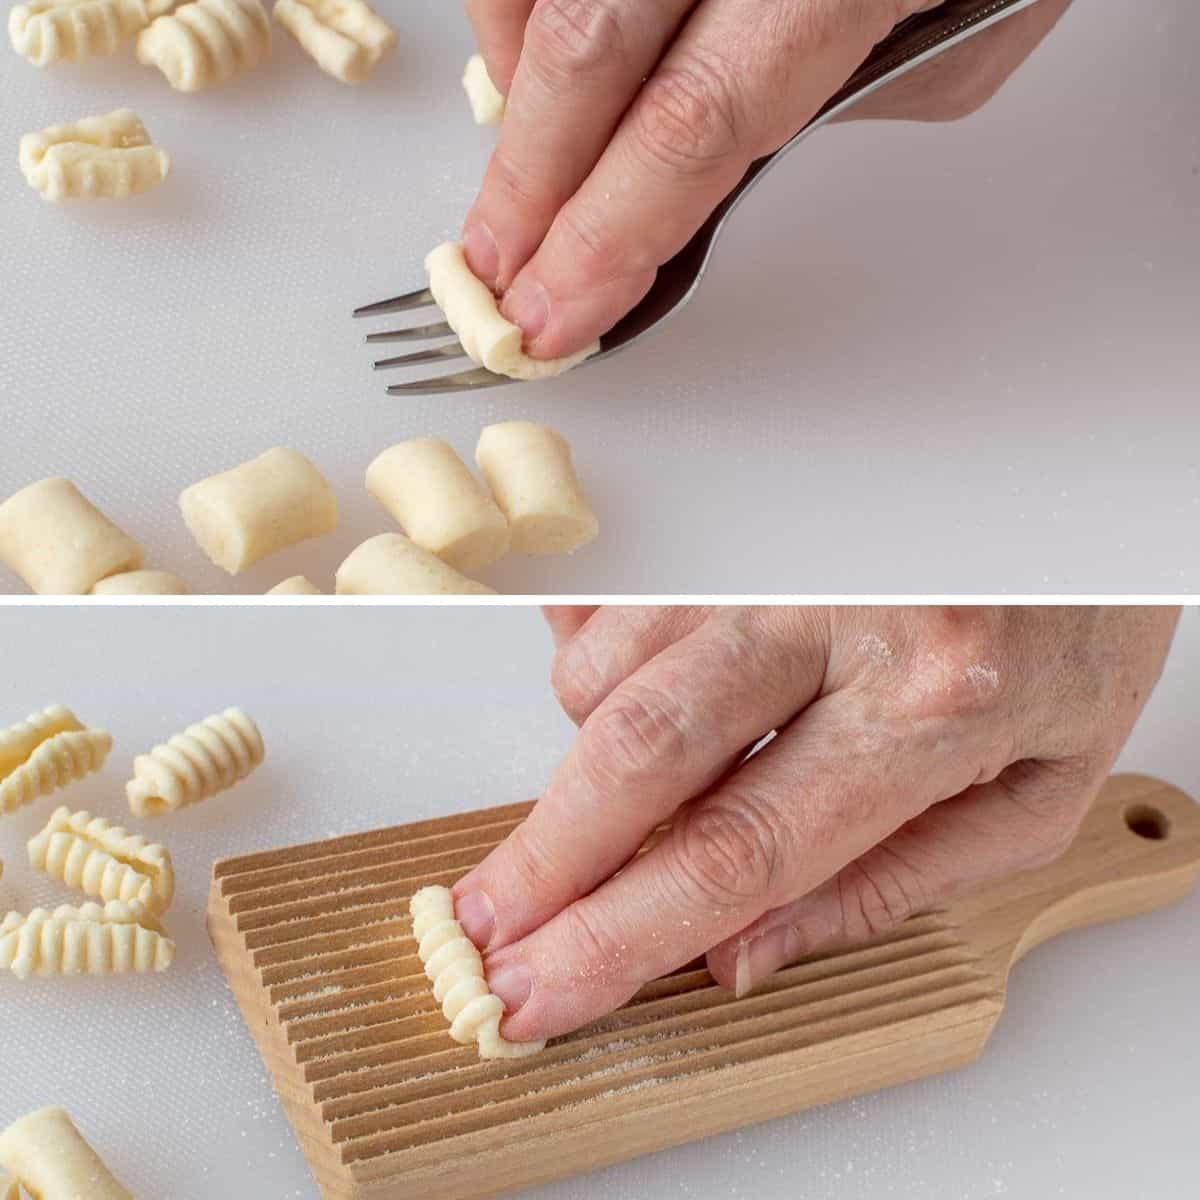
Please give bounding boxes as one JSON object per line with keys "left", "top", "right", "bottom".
{"left": 208, "top": 775, "right": 1200, "bottom": 1200}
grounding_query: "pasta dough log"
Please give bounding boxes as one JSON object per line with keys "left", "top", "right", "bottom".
{"left": 0, "top": 705, "right": 112, "bottom": 817}
{"left": 28, "top": 807, "right": 175, "bottom": 914}
{"left": 335, "top": 533, "right": 495, "bottom": 596}
{"left": 273, "top": 0, "right": 393, "bottom": 83}
{"left": 0, "top": 901, "right": 173, "bottom": 978}
{"left": 136, "top": 0, "right": 270, "bottom": 91}
{"left": 425, "top": 243, "right": 599, "bottom": 381}
{"left": 90, "top": 568, "right": 189, "bottom": 595}
{"left": 475, "top": 422, "right": 599, "bottom": 555}
{"left": 180, "top": 447, "right": 338, "bottom": 574}
{"left": 410, "top": 886, "right": 544, "bottom": 1060}
{"left": 126, "top": 706, "right": 264, "bottom": 816}
{"left": 9, "top": 0, "right": 154, "bottom": 66}
{"left": 366, "top": 440, "right": 510, "bottom": 573}
{"left": 0, "top": 1109, "right": 133, "bottom": 1200}
{"left": 17, "top": 110, "right": 169, "bottom": 203}
{"left": 266, "top": 574, "right": 321, "bottom": 595}
{"left": 462, "top": 53, "right": 505, "bottom": 125}
{"left": 0, "top": 477, "right": 143, "bottom": 593}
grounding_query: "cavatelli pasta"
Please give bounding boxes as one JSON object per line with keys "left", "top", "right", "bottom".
{"left": 8, "top": 0, "right": 167, "bottom": 67}
{"left": 0, "top": 705, "right": 111, "bottom": 816}
{"left": 273, "top": 0, "right": 393, "bottom": 83}
{"left": 410, "top": 885, "right": 544, "bottom": 1060}
{"left": 28, "top": 807, "right": 175, "bottom": 914}
{"left": 126, "top": 707, "right": 264, "bottom": 816}
{"left": 136, "top": 0, "right": 269, "bottom": 91}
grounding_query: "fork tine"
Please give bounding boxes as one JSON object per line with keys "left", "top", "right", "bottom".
{"left": 386, "top": 366, "right": 511, "bottom": 395}
{"left": 373, "top": 341, "right": 467, "bottom": 370}
{"left": 352, "top": 287, "right": 435, "bottom": 319}
{"left": 364, "top": 321, "right": 455, "bottom": 344}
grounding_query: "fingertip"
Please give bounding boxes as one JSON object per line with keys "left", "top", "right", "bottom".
{"left": 499, "top": 277, "right": 549, "bottom": 343}
{"left": 456, "top": 889, "right": 497, "bottom": 951}
{"left": 462, "top": 220, "right": 501, "bottom": 291}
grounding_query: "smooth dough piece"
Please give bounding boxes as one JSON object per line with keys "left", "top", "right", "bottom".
{"left": 9, "top": 0, "right": 165, "bottom": 66}
{"left": 335, "top": 533, "right": 494, "bottom": 596}
{"left": 462, "top": 53, "right": 505, "bottom": 125}
{"left": 0, "top": 1109, "right": 132, "bottom": 1200}
{"left": 91, "top": 568, "right": 189, "bottom": 595}
{"left": 273, "top": 0, "right": 393, "bottom": 82}
{"left": 180, "top": 447, "right": 337, "bottom": 575}
{"left": 0, "top": 477, "right": 143, "bottom": 593}
{"left": 410, "top": 886, "right": 544, "bottom": 1060}
{"left": 425, "top": 243, "right": 599, "bottom": 381}
{"left": 0, "top": 1171, "right": 16, "bottom": 1200}
{"left": 366, "top": 439, "right": 510, "bottom": 573}
{"left": 136, "top": 0, "right": 269, "bottom": 91}
{"left": 0, "top": 900, "right": 173, "bottom": 978}
{"left": 17, "top": 110, "right": 169, "bottom": 203}
{"left": 28, "top": 806, "right": 175, "bottom": 914}
{"left": 0, "top": 705, "right": 112, "bottom": 817}
{"left": 266, "top": 574, "right": 321, "bottom": 595}
{"left": 475, "top": 422, "right": 598, "bottom": 555}
{"left": 126, "top": 706, "right": 264, "bottom": 816}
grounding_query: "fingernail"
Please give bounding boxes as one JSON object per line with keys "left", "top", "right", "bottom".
{"left": 501, "top": 279, "right": 549, "bottom": 342}
{"left": 463, "top": 221, "right": 500, "bottom": 290}
{"left": 734, "top": 926, "right": 797, "bottom": 999}
{"left": 487, "top": 961, "right": 532, "bottom": 1015}
{"left": 456, "top": 890, "right": 496, "bottom": 950}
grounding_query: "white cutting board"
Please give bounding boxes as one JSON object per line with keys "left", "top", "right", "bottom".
{"left": 2, "top": 2, "right": 1199, "bottom": 595}
{"left": 0, "top": 605, "right": 1198, "bottom": 1199}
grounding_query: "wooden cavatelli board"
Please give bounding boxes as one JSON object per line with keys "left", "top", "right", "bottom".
{"left": 208, "top": 774, "right": 1200, "bottom": 1200}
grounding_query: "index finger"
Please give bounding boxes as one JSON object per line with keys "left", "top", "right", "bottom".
{"left": 464, "top": 0, "right": 534, "bottom": 94}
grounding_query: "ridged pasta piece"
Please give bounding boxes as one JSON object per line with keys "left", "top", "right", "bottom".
{"left": 28, "top": 807, "right": 175, "bottom": 914}
{"left": 7, "top": 0, "right": 171, "bottom": 66}
{"left": 126, "top": 707, "right": 264, "bottom": 816}
{"left": 0, "top": 705, "right": 112, "bottom": 817}
{"left": 273, "top": 0, "right": 393, "bottom": 83}
{"left": 136, "top": 0, "right": 269, "bottom": 91}
{"left": 18, "top": 110, "right": 170, "bottom": 203}
{"left": 410, "top": 885, "right": 544, "bottom": 1060}
{"left": 0, "top": 900, "right": 173, "bottom": 978}
{"left": 0, "top": 1109, "right": 132, "bottom": 1200}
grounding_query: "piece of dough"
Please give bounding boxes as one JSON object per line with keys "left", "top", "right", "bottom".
{"left": 335, "top": 533, "right": 495, "bottom": 596}
{"left": 366, "top": 439, "right": 510, "bottom": 573}
{"left": 0, "top": 705, "right": 112, "bottom": 817}
{"left": 28, "top": 807, "right": 175, "bottom": 914}
{"left": 475, "top": 421, "right": 598, "bottom": 554}
{"left": 90, "top": 569, "right": 189, "bottom": 595}
{"left": 0, "top": 1171, "right": 16, "bottom": 1200}
{"left": 0, "top": 1109, "right": 133, "bottom": 1200}
{"left": 462, "top": 52, "right": 505, "bottom": 125}
{"left": 410, "top": 886, "right": 544, "bottom": 1059}
{"left": 180, "top": 447, "right": 337, "bottom": 574}
{"left": 425, "top": 242, "right": 599, "bottom": 381}
{"left": 17, "top": 110, "right": 169, "bottom": 203}
{"left": 266, "top": 574, "right": 321, "bottom": 595}
{"left": 273, "top": 0, "right": 392, "bottom": 82}
{"left": 136, "top": 0, "right": 269, "bottom": 90}
{"left": 0, "top": 900, "right": 173, "bottom": 978}
{"left": 0, "top": 477, "right": 143, "bottom": 593}
{"left": 126, "top": 706, "right": 264, "bottom": 816}
{"left": 8, "top": 0, "right": 169, "bottom": 66}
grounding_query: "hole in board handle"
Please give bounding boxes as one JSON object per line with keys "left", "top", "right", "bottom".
{"left": 1124, "top": 804, "right": 1170, "bottom": 842}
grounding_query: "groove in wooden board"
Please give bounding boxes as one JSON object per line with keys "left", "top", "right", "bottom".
{"left": 208, "top": 774, "right": 1200, "bottom": 1200}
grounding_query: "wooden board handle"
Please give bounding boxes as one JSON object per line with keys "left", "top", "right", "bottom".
{"left": 953, "top": 774, "right": 1200, "bottom": 979}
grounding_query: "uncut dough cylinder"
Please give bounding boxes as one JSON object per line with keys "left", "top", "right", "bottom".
{"left": 266, "top": 574, "right": 321, "bottom": 595}
{"left": 336, "top": 533, "right": 495, "bottom": 595}
{"left": 91, "top": 569, "right": 189, "bottom": 595}
{"left": 475, "top": 422, "right": 599, "bottom": 555}
{"left": 180, "top": 447, "right": 337, "bottom": 574}
{"left": 0, "top": 477, "right": 143, "bottom": 594}
{"left": 0, "top": 1108, "right": 132, "bottom": 1200}
{"left": 366, "top": 439, "right": 510, "bottom": 573}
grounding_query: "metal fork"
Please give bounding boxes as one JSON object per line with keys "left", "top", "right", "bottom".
{"left": 356, "top": 0, "right": 1043, "bottom": 394}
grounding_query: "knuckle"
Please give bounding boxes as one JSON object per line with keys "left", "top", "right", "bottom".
{"left": 507, "top": 820, "right": 568, "bottom": 895}
{"left": 632, "top": 54, "right": 744, "bottom": 177}
{"left": 907, "top": 607, "right": 1010, "bottom": 720}
{"left": 526, "top": 0, "right": 623, "bottom": 82}
{"left": 561, "top": 901, "right": 629, "bottom": 976}
{"left": 837, "top": 852, "right": 926, "bottom": 943}
{"left": 550, "top": 641, "right": 605, "bottom": 725}
{"left": 577, "top": 682, "right": 691, "bottom": 790}
{"left": 488, "top": 147, "right": 545, "bottom": 210}
{"left": 667, "top": 801, "right": 781, "bottom": 910}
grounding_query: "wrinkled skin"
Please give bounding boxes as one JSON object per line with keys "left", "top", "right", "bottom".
{"left": 461, "top": 0, "right": 1075, "bottom": 359}
{"left": 453, "top": 605, "right": 1177, "bottom": 1042}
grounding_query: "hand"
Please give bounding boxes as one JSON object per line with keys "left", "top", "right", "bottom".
{"left": 453, "top": 605, "right": 1177, "bottom": 1042}
{"left": 461, "top": 0, "right": 1073, "bottom": 360}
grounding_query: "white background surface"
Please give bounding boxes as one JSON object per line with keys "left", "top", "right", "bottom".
{"left": 2, "top": 2, "right": 1199, "bottom": 595}
{"left": 0, "top": 603, "right": 1197, "bottom": 1199}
